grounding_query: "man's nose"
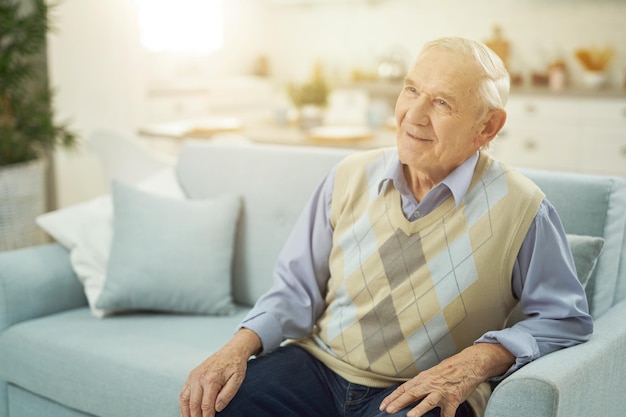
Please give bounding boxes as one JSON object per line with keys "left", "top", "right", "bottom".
{"left": 405, "top": 96, "right": 430, "bottom": 126}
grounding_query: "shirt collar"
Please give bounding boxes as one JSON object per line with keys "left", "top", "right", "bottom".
{"left": 379, "top": 151, "right": 480, "bottom": 208}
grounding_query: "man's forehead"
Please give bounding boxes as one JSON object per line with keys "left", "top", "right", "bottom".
{"left": 409, "top": 49, "right": 481, "bottom": 98}
{"left": 414, "top": 48, "right": 481, "bottom": 77}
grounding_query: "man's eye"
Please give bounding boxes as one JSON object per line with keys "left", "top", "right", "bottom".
{"left": 437, "top": 99, "right": 448, "bottom": 106}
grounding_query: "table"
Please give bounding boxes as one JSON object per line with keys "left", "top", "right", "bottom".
{"left": 137, "top": 119, "right": 398, "bottom": 155}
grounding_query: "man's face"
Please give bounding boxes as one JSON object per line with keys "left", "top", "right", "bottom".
{"left": 395, "top": 47, "right": 489, "bottom": 180}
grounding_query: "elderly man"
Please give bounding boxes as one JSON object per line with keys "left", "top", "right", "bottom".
{"left": 180, "top": 37, "right": 592, "bottom": 417}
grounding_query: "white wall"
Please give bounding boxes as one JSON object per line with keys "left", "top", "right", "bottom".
{"left": 48, "top": 0, "right": 145, "bottom": 205}
{"left": 48, "top": 0, "right": 626, "bottom": 207}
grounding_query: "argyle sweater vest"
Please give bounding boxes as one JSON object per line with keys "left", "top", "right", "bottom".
{"left": 296, "top": 148, "right": 544, "bottom": 389}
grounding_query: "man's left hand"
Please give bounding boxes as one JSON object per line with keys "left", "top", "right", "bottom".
{"left": 378, "top": 343, "right": 515, "bottom": 417}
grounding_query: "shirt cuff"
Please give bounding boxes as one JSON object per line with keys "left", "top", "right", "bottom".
{"left": 239, "top": 311, "right": 284, "bottom": 356}
{"left": 475, "top": 326, "right": 540, "bottom": 381}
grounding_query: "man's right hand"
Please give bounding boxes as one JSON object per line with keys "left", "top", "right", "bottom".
{"left": 179, "top": 328, "right": 262, "bottom": 417}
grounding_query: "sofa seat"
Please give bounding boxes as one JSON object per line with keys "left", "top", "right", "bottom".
{"left": 0, "top": 307, "right": 250, "bottom": 417}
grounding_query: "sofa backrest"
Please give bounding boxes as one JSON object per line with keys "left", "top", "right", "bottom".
{"left": 177, "top": 141, "right": 354, "bottom": 306}
{"left": 177, "top": 141, "right": 626, "bottom": 316}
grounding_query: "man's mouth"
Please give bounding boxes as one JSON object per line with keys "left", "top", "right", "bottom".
{"left": 405, "top": 130, "right": 431, "bottom": 142}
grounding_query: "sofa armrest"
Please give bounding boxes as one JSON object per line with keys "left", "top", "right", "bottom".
{"left": 0, "top": 243, "right": 87, "bottom": 332}
{"left": 485, "top": 299, "right": 626, "bottom": 417}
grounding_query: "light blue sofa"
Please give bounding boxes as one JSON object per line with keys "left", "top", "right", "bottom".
{"left": 1, "top": 141, "right": 625, "bottom": 417}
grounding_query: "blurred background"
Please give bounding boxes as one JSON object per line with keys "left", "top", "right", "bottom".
{"left": 43, "top": 0, "right": 626, "bottom": 207}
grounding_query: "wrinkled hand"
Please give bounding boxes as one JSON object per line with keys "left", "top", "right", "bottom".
{"left": 179, "top": 329, "right": 262, "bottom": 417}
{"left": 379, "top": 343, "right": 515, "bottom": 417}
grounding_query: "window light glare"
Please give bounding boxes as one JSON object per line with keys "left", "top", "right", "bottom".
{"left": 138, "top": 0, "right": 223, "bottom": 55}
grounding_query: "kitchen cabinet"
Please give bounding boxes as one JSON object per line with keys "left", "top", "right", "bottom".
{"left": 490, "top": 94, "right": 626, "bottom": 179}
{"left": 580, "top": 127, "right": 626, "bottom": 178}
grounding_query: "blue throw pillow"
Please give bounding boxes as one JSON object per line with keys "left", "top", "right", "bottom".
{"left": 95, "top": 180, "right": 240, "bottom": 316}
{"left": 567, "top": 233, "right": 604, "bottom": 289}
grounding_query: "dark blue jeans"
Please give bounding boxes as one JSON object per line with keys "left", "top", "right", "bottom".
{"left": 219, "top": 345, "right": 473, "bottom": 417}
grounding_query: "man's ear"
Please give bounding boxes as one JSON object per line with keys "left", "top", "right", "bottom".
{"left": 478, "top": 109, "right": 507, "bottom": 146}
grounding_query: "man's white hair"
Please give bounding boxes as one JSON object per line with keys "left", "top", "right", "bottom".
{"left": 421, "top": 37, "right": 510, "bottom": 118}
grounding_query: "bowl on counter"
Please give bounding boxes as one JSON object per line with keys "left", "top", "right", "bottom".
{"left": 582, "top": 71, "right": 608, "bottom": 89}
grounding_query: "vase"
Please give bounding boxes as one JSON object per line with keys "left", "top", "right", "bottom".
{"left": 0, "top": 158, "right": 47, "bottom": 251}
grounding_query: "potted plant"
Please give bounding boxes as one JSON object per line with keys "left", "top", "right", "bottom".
{"left": 0, "top": 0, "right": 77, "bottom": 250}
{"left": 287, "top": 61, "right": 330, "bottom": 129}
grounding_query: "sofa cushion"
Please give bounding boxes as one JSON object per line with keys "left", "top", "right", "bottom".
{"left": 95, "top": 181, "right": 240, "bottom": 316}
{"left": 8, "top": 385, "right": 91, "bottom": 417}
{"left": 0, "top": 308, "right": 250, "bottom": 417}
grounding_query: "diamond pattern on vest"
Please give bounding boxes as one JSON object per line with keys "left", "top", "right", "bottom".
{"left": 310, "top": 150, "right": 540, "bottom": 383}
